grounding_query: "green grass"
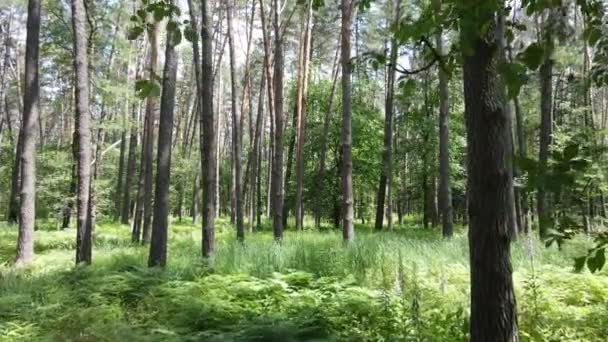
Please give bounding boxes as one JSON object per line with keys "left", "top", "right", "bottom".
{"left": 0, "top": 218, "right": 607, "bottom": 341}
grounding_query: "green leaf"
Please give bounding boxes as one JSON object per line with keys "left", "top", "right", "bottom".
{"left": 519, "top": 43, "right": 545, "bottom": 70}
{"left": 127, "top": 26, "right": 144, "bottom": 40}
{"left": 498, "top": 62, "right": 528, "bottom": 99}
{"left": 563, "top": 144, "right": 579, "bottom": 160}
{"left": 184, "top": 26, "right": 197, "bottom": 43}
{"left": 574, "top": 256, "right": 586, "bottom": 272}
{"left": 135, "top": 79, "right": 161, "bottom": 99}
{"left": 587, "top": 248, "right": 606, "bottom": 273}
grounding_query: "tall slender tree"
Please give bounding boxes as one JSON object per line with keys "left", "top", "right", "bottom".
{"left": 149, "top": 18, "right": 178, "bottom": 268}
{"left": 226, "top": 0, "right": 244, "bottom": 241}
{"left": 341, "top": 0, "right": 354, "bottom": 242}
{"left": 294, "top": 0, "right": 314, "bottom": 231}
{"left": 271, "top": 0, "right": 284, "bottom": 240}
{"left": 201, "top": 0, "right": 217, "bottom": 258}
{"left": 72, "top": 0, "right": 93, "bottom": 265}
{"left": 460, "top": 1, "right": 519, "bottom": 339}
{"left": 15, "top": 0, "right": 41, "bottom": 266}
{"left": 537, "top": 10, "right": 557, "bottom": 239}
{"left": 435, "top": 0, "right": 453, "bottom": 239}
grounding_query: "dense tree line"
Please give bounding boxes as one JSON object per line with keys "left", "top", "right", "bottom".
{"left": 1, "top": 0, "right": 608, "bottom": 340}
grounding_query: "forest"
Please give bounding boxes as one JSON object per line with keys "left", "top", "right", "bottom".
{"left": 1, "top": 0, "right": 608, "bottom": 340}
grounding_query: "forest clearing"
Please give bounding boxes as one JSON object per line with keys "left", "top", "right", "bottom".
{"left": 1, "top": 0, "right": 608, "bottom": 340}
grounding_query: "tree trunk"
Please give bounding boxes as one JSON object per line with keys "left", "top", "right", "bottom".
{"left": 15, "top": 0, "right": 40, "bottom": 266}
{"left": 149, "top": 22, "right": 178, "bottom": 268}
{"left": 141, "top": 21, "right": 161, "bottom": 244}
{"left": 340, "top": 0, "right": 355, "bottom": 242}
{"left": 537, "top": 19, "right": 554, "bottom": 239}
{"left": 226, "top": 0, "right": 244, "bottom": 241}
{"left": 374, "top": 0, "right": 400, "bottom": 231}
{"left": 251, "top": 71, "right": 266, "bottom": 231}
{"left": 461, "top": 5, "right": 519, "bottom": 340}
{"left": 271, "top": 0, "right": 284, "bottom": 240}
{"left": 201, "top": 0, "right": 217, "bottom": 258}
{"left": 294, "top": 0, "right": 314, "bottom": 231}
{"left": 436, "top": 4, "right": 453, "bottom": 238}
{"left": 72, "top": 0, "right": 92, "bottom": 265}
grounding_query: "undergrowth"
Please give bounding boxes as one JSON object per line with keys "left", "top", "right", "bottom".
{"left": 0, "top": 218, "right": 606, "bottom": 341}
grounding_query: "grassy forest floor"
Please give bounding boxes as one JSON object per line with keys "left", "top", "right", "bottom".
{"left": 0, "top": 218, "right": 607, "bottom": 341}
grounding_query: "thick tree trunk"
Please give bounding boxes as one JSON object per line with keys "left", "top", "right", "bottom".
{"left": 148, "top": 24, "right": 178, "bottom": 268}
{"left": 201, "top": 0, "right": 217, "bottom": 258}
{"left": 461, "top": 6, "right": 519, "bottom": 340}
{"left": 15, "top": 0, "right": 41, "bottom": 266}
{"left": 271, "top": 0, "right": 284, "bottom": 240}
{"left": 72, "top": 0, "right": 92, "bottom": 265}
{"left": 340, "top": 0, "right": 355, "bottom": 242}
{"left": 374, "top": 0, "right": 400, "bottom": 231}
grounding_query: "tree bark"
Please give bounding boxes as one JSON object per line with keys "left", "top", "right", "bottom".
{"left": 436, "top": 3, "right": 453, "bottom": 238}
{"left": 461, "top": 5, "right": 519, "bottom": 340}
{"left": 141, "top": 21, "right": 161, "bottom": 244}
{"left": 72, "top": 0, "right": 92, "bottom": 265}
{"left": 537, "top": 15, "right": 555, "bottom": 239}
{"left": 201, "top": 0, "right": 217, "bottom": 258}
{"left": 340, "top": 0, "right": 355, "bottom": 242}
{"left": 15, "top": 0, "right": 41, "bottom": 266}
{"left": 271, "top": 0, "right": 285, "bottom": 240}
{"left": 149, "top": 21, "right": 178, "bottom": 268}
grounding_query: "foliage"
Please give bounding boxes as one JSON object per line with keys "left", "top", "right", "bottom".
{"left": 1, "top": 220, "right": 607, "bottom": 341}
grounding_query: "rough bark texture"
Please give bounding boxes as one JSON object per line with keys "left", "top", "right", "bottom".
{"left": 271, "top": 0, "right": 284, "bottom": 240}
{"left": 461, "top": 7, "right": 519, "bottom": 341}
{"left": 15, "top": 0, "right": 41, "bottom": 266}
{"left": 374, "top": 0, "right": 400, "bottom": 231}
{"left": 201, "top": 0, "right": 217, "bottom": 258}
{"left": 251, "top": 73, "right": 265, "bottom": 230}
{"left": 436, "top": 10, "right": 453, "bottom": 238}
{"left": 340, "top": 0, "right": 354, "bottom": 242}
{"left": 72, "top": 0, "right": 92, "bottom": 265}
{"left": 226, "top": 1, "right": 244, "bottom": 241}
{"left": 148, "top": 27, "right": 178, "bottom": 268}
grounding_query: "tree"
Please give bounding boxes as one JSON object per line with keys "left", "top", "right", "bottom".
{"left": 340, "top": 0, "right": 354, "bottom": 242}
{"left": 149, "top": 16, "right": 178, "bottom": 268}
{"left": 435, "top": 0, "right": 453, "bottom": 239}
{"left": 537, "top": 9, "right": 557, "bottom": 239}
{"left": 460, "top": 1, "right": 519, "bottom": 340}
{"left": 72, "top": 0, "right": 93, "bottom": 265}
{"left": 226, "top": 0, "right": 244, "bottom": 241}
{"left": 201, "top": 0, "right": 216, "bottom": 258}
{"left": 15, "top": 0, "right": 41, "bottom": 266}
{"left": 271, "top": 0, "right": 284, "bottom": 240}
{"left": 374, "top": 0, "right": 400, "bottom": 231}
{"left": 294, "top": 0, "right": 314, "bottom": 231}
